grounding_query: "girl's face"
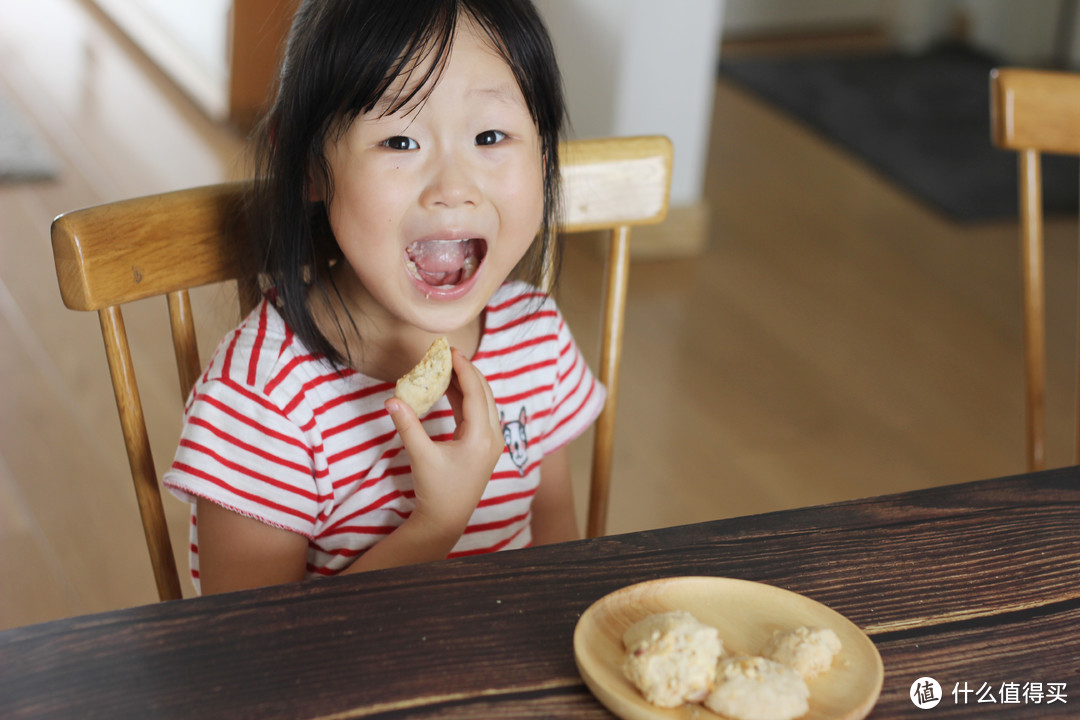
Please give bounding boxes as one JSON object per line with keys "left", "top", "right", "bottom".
{"left": 321, "top": 18, "right": 545, "bottom": 344}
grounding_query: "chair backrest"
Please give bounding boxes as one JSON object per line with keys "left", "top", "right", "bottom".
{"left": 990, "top": 68, "right": 1080, "bottom": 471}
{"left": 51, "top": 135, "right": 673, "bottom": 601}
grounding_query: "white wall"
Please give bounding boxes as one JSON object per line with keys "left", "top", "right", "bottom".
{"left": 132, "top": 0, "right": 231, "bottom": 80}
{"left": 535, "top": 0, "right": 724, "bottom": 209}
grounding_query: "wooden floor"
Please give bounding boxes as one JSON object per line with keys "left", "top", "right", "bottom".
{"left": 2, "top": 0, "right": 1077, "bottom": 631}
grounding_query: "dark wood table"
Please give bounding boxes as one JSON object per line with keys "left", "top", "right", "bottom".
{"left": 2, "top": 466, "right": 1078, "bottom": 718}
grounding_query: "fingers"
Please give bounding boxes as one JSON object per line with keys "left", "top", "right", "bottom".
{"left": 385, "top": 397, "right": 432, "bottom": 454}
{"left": 388, "top": 348, "right": 501, "bottom": 462}
{"left": 450, "top": 348, "right": 500, "bottom": 433}
{"left": 388, "top": 348, "right": 504, "bottom": 536}
{"left": 445, "top": 361, "right": 465, "bottom": 426}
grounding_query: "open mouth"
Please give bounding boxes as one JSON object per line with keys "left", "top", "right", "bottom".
{"left": 405, "top": 238, "right": 487, "bottom": 289}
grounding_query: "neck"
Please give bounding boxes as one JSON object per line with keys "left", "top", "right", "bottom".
{"left": 308, "top": 271, "right": 482, "bottom": 383}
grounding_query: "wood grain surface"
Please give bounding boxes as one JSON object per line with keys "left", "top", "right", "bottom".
{"left": 1, "top": 467, "right": 1077, "bottom": 719}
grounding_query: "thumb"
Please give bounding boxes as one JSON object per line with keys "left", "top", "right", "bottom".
{"left": 386, "top": 398, "right": 433, "bottom": 454}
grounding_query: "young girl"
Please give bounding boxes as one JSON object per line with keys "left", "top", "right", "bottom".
{"left": 163, "top": 0, "right": 605, "bottom": 594}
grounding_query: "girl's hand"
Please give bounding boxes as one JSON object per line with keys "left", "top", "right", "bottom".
{"left": 385, "top": 347, "right": 504, "bottom": 540}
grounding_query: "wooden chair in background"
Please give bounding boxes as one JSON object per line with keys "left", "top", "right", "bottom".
{"left": 50, "top": 135, "right": 673, "bottom": 601}
{"left": 990, "top": 68, "right": 1080, "bottom": 471}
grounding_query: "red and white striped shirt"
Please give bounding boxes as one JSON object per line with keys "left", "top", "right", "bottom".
{"left": 164, "top": 282, "right": 605, "bottom": 592}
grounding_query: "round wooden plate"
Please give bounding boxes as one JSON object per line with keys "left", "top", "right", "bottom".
{"left": 574, "top": 577, "right": 883, "bottom": 720}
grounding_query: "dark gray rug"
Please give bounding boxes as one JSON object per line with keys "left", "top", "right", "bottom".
{"left": 0, "top": 86, "right": 58, "bottom": 183}
{"left": 719, "top": 44, "right": 1079, "bottom": 222}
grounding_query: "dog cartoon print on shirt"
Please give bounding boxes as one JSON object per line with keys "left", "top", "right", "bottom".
{"left": 502, "top": 407, "right": 528, "bottom": 475}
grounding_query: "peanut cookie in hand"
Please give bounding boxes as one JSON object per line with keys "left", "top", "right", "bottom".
{"left": 394, "top": 337, "right": 452, "bottom": 416}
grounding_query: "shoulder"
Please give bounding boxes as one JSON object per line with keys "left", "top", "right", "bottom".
{"left": 196, "top": 298, "right": 333, "bottom": 404}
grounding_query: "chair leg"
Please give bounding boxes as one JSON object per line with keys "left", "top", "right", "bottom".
{"left": 99, "top": 306, "right": 184, "bottom": 601}
{"left": 1076, "top": 233, "right": 1080, "bottom": 466}
{"left": 1019, "top": 150, "right": 1046, "bottom": 472}
{"left": 587, "top": 225, "right": 631, "bottom": 538}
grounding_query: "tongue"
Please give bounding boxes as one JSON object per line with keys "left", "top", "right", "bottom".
{"left": 409, "top": 239, "right": 469, "bottom": 273}
{"left": 407, "top": 239, "right": 481, "bottom": 287}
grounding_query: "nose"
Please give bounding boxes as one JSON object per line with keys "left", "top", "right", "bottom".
{"left": 420, "top": 149, "right": 480, "bottom": 209}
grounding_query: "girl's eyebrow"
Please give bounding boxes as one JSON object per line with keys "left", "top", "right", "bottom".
{"left": 371, "top": 81, "right": 422, "bottom": 117}
{"left": 370, "top": 63, "right": 434, "bottom": 118}
{"left": 369, "top": 82, "right": 525, "bottom": 119}
{"left": 371, "top": 94, "right": 406, "bottom": 117}
{"left": 470, "top": 83, "right": 526, "bottom": 109}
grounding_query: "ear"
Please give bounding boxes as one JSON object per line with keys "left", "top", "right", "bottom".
{"left": 518, "top": 407, "right": 526, "bottom": 425}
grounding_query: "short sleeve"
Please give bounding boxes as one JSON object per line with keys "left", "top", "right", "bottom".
{"left": 539, "top": 309, "right": 607, "bottom": 454}
{"left": 164, "top": 376, "right": 322, "bottom": 538}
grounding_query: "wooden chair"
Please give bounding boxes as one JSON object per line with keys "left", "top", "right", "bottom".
{"left": 990, "top": 68, "right": 1080, "bottom": 471}
{"left": 50, "top": 135, "right": 673, "bottom": 601}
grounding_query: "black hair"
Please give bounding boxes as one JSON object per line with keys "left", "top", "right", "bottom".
{"left": 247, "top": 0, "right": 566, "bottom": 367}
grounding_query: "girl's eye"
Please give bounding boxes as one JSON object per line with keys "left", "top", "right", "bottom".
{"left": 475, "top": 130, "right": 507, "bottom": 146}
{"left": 383, "top": 136, "right": 419, "bottom": 151}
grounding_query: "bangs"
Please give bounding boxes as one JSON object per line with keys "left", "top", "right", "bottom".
{"left": 333, "top": 1, "right": 552, "bottom": 134}
{"left": 361, "top": 6, "right": 459, "bottom": 122}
